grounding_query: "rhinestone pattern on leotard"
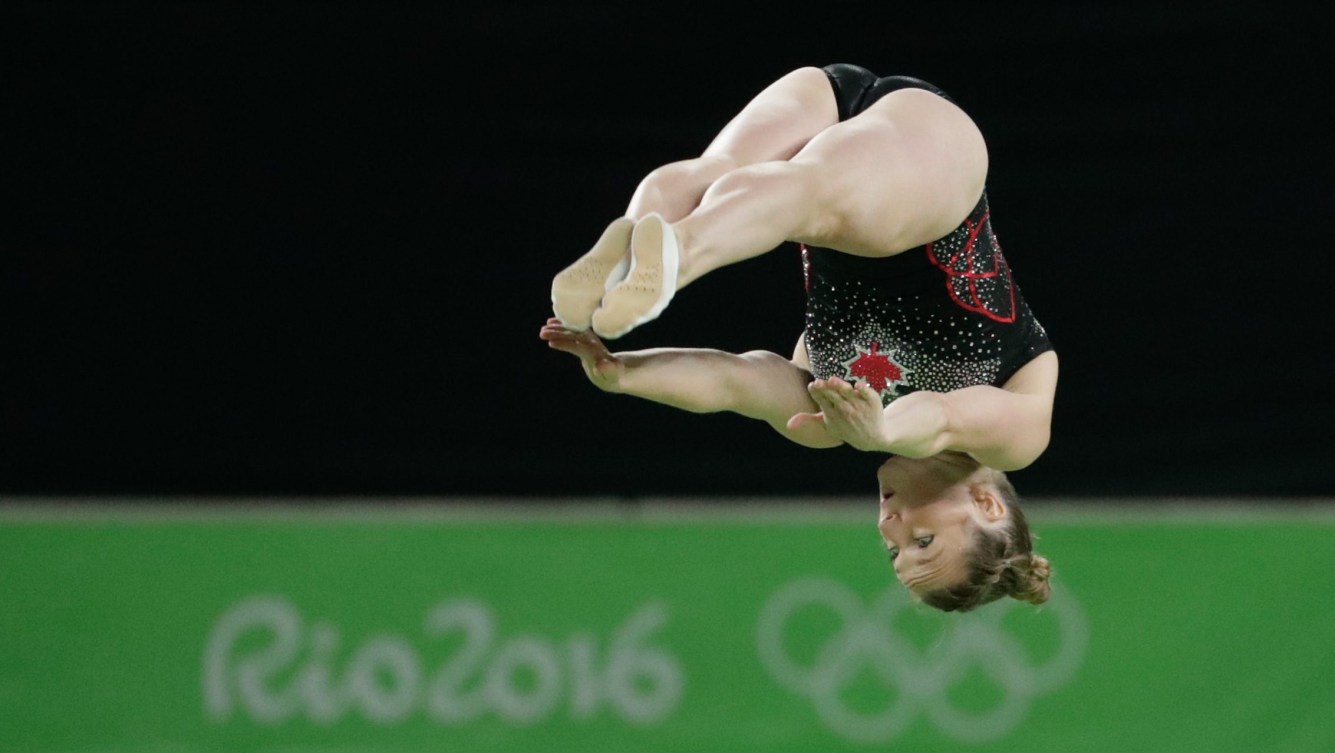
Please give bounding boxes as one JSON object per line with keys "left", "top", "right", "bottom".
{"left": 802, "top": 193, "right": 1051, "bottom": 406}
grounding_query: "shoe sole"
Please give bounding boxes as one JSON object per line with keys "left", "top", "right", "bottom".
{"left": 592, "top": 212, "right": 679, "bottom": 339}
{"left": 551, "top": 217, "right": 634, "bottom": 331}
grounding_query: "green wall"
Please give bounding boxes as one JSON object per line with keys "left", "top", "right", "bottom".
{"left": 2, "top": 503, "right": 1332, "bottom": 752}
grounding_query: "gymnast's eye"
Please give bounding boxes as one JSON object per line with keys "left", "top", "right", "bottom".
{"left": 888, "top": 546, "right": 899, "bottom": 560}
{"left": 916, "top": 535, "right": 934, "bottom": 548}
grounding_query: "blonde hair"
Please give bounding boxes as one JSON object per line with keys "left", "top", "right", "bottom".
{"left": 918, "top": 472, "right": 1052, "bottom": 613}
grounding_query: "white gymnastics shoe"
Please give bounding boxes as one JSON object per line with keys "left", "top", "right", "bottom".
{"left": 591, "top": 212, "right": 680, "bottom": 339}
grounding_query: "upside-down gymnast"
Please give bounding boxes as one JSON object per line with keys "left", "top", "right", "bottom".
{"left": 540, "top": 63, "right": 1058, "bottom": 613}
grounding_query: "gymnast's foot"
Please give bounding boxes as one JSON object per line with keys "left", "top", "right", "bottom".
{"left": 551, "top": 216, "right": 635, "bottom": 331}
{"left": 591, "top": 212, "right": 679, "bottom": 339}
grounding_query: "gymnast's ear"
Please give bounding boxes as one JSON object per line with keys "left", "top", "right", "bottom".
{"left": 969, "top": 483, "right": 1007, "bottom": 521}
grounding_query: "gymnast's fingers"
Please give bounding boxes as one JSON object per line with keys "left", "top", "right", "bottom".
{"left": 807, "top": 383, "right": 840, "bottom": 413}
{"left": 852, "top": 379, "right": 880, "bottom": 404}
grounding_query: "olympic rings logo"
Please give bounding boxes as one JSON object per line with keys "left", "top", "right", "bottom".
{"left": 756, "top": 577, "right": 1088, "bottom": 743}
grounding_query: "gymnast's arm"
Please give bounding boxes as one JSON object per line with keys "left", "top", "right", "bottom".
{"left": 539, "top": 318, "right": 840, "bottom": 449}
{"left": 791, "top": 351, "right": 1059, "bottom": 471}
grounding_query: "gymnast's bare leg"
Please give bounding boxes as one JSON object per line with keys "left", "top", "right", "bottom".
{"left": 551, "top": 65, "right": 989, "bottom": 339}
{"left": 550, "top": 66, "right": 837, "bottom": 331}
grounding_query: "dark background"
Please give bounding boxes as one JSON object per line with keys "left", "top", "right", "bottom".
{"left": 2, "top": 2, "right": 1330, "bottom": 500}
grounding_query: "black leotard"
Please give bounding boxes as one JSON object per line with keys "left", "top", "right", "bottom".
{"left": 801, "top": 64, "right": 1053, "bottom": 405}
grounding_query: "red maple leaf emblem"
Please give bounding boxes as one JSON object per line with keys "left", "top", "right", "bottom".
{"left": 847, "top": 341, "right": 904, "bottom": 393}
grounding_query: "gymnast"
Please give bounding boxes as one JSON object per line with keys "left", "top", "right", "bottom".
{"left": 540, "top": 63, "right": 1058, "bottom": 613}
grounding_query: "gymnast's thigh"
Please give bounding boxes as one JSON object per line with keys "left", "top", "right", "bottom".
{"left": 786, "top": 87, "right": 989, "bottom": 256}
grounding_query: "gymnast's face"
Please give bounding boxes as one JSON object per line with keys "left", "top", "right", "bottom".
{"left": 875, "top": 454, "right": 1008, "bottom": 596}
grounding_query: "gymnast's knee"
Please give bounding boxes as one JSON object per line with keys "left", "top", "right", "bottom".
{"left": 629, "top": 155, "right": 740, "bottom": 221}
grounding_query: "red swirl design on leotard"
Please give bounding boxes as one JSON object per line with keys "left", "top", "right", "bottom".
{"left": 925, "top": 210, "right": 1016, "bottom": 323}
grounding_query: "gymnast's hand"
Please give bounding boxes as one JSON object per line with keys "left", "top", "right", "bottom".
{"left": 788, "top": 376, "right": 890, "bottom": 452}
{"left": 540, "top": 317, "right": 625, "bottom": 392}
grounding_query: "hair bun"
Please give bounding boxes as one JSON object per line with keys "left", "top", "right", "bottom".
{"left": 1008, "top": 552, "right": 1052, "bottom": 605}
